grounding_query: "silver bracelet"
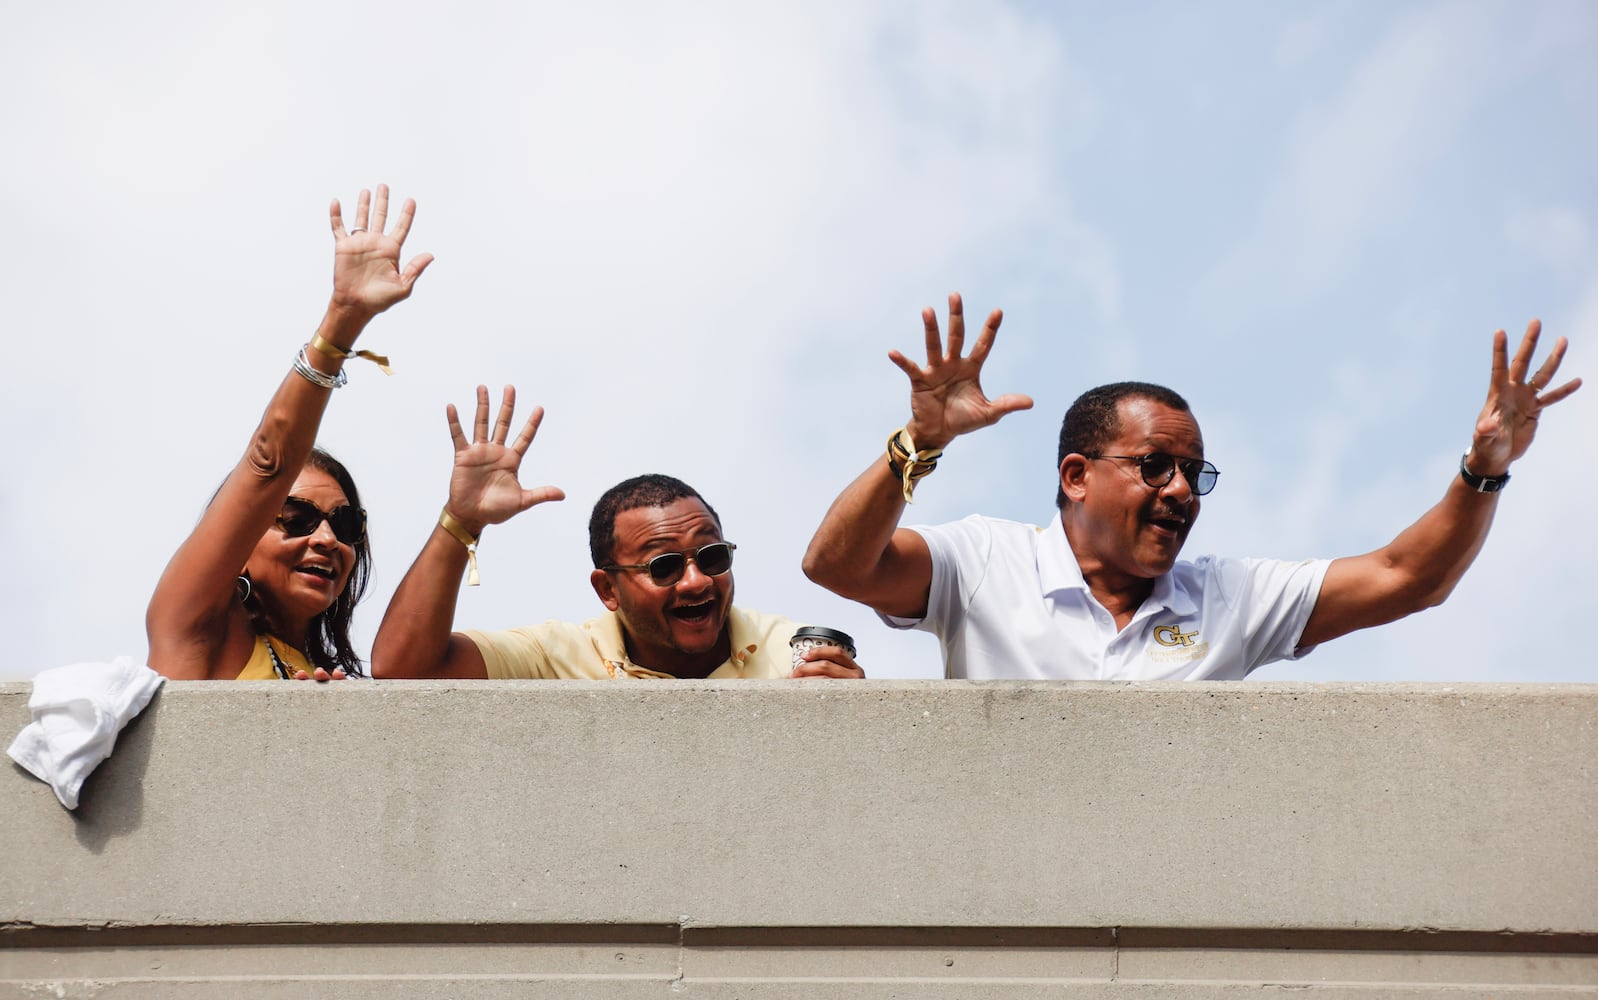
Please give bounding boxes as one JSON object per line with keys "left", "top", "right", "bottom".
{"left": 292, "top": 347, "right": 348, "bottom": 389}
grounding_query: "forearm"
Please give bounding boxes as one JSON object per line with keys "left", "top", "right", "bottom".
{"left": 803, "top": 451, "right": 933, "bottom": 618}
{"left": 371, "top": 524, "right": 479, "bottom": 678}
{"left": 804, "top": 457, "right": 904, "bottom": 589}
{"left": 147, "top": 318, "right": 361, "bottom": 643}
{"left": 1303, "top": 469, "right": 1498, "bottom": 647}
{"left": 1380, "top": 473, "right": 1499, "bottom": 606}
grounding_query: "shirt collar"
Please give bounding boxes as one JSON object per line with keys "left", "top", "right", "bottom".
{"left": 588, "top": 609, "right": 760, "bottom": 680}
{"left": 1037, "top": 514, "right": 1198, "bottom": 617}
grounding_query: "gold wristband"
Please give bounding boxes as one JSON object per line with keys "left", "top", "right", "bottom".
{"left": 438, "top": 508, "right": 482, "bottom": 587}
{"left": 885, "top": 427, "right": 943, "bottom": 503}
{"left": 309, "top": 333, "right": 394, "bottom": 376}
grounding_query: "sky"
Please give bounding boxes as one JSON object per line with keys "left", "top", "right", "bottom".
{"left": 2, "top": 1, "right": 1594, "bottom": 682}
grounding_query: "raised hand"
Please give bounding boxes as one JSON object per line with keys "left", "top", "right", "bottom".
{"left": 445, "top": 385, "right": 565, "bottom": 534}
{"left": 890, "top": 293, "right": 1033, "bottom": 452}
{"left": 1469, "top": 320, "right": 1581, "bottom": 475}
{"left": 327, "top": 184, "right": 435, "bottom": 325}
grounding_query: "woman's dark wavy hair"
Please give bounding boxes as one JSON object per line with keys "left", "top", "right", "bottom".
{"left": 230, "top": 447, "right": 371, "bottom": 676}
{"left": 298, "top": 447, "right": 370, "bottom": 676}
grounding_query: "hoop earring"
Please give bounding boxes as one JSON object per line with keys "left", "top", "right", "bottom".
{"left": 235, "top": 574, "right": 252, "bottom": 604}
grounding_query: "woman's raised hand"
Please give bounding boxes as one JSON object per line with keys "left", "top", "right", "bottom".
{"left": 327, "top": 184, "right": 434, "bottom": 326}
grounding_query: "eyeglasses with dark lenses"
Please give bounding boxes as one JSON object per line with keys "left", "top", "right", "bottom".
{"left": 275, "top": 496, "right": 367, "bottom": 545}
{"left": 1094, "top": 453, "right": 1220, "bottom": 496}
{"left": 603, "top": 542, "right": 737, "bottom": 587}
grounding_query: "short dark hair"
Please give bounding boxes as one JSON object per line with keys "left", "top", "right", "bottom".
{"left": 1055, "top": 382, "right": 1191, "bottom": 508}
{"left": 588, "top": 474, "right": 722, "bottom": 567}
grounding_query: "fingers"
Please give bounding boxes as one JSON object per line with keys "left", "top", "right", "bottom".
{"left": 921, "top": 306, "right": 944, "bottom": 366}
{"left": 520, "top": 485, "right": 567, "bottom": 511}
{"left": 1526, "top": 330, "right": 1565, "bottom": 388}
{"left": 329, "top": 198, "right": 347, "bottom": 239}
{"left": 473, "top": 384, "right": 491, "bottom": 443}
{"left": 1488, "top": 329, "right": 1508, "bottom": 391}
{"left": 389, "top": 196, "right": 417, "bottom": 245}
{"left": 791, "top": 661, "right": 860, "bottom": 678}
{"left": 492, "top": 386, "right": 517, "bottom": 445}
{"left": 991, "top": 392, "right": 1036, "bottom": 417}
{"left": 510, "top": 403, "right": 545, "bottom": 456}
{"left": 446, "top": 403, "right": 468, "bottom": 451}
{"left": 966, "top": 308, "right": 1005, "bottom": 365}
{"left": 1508, "top": 318, "right": 1541, "bottom": 383}
{"left": 1539, "top": 376, "right": 1582, "bottom": 408}
{"left": 945, "top": 292, "right": 966, "bottom": 359}
{"left": 792, "top": 647, "right": 866, "bottom": 678}
{"left": 888, "top": 348, "right": 925, "bottom": 381}
{"left": 401, "top": 253, "right": 435, "bottom": 289}
{"left": 355, "top": 188, "right": 372, "bottom": 232}
{"left": 371, "top": 183, "right": 390, "bottom": 235}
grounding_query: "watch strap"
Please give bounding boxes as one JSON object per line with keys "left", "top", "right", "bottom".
{"left": 1459, "top": 454, "right": 1509, "bottom": 493}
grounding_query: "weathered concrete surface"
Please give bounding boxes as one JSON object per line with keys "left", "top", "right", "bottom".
{"left": 2, "top": 680, "right": 1595, "bottom": 995}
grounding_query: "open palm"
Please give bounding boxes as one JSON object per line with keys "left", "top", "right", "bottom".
{"left": 891, "top": 293, "right": 1033, "bottom": 451}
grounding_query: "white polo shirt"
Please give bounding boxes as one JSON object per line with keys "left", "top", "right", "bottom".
{"left": 884, "top": 514, "right": 1330, "bottom": 680}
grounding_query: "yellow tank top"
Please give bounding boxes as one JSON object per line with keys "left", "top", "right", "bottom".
{"left": 236, "top": 634, "right": 316, "bottom": 680}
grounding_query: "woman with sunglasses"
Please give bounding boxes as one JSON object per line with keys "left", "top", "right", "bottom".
{"left": 145, "top": 185, "right": 432, "bottom": 680}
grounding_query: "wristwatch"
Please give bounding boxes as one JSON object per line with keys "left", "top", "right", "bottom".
{"left": 1459, "top": 454, "right": 1510, "bottom": 493}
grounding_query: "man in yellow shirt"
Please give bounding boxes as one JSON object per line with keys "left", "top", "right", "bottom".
{"left": 372, "top": 387, "right": 863, "bottom": 680}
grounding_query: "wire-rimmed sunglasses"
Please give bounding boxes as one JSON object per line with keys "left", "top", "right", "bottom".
{"left": 275, "top": 496, "right": 367, "bottom": 545}
{"left": 1089, "top": 452, "right": 1220, "bottom": 496}
{"left": 602, "top": 541, "right": 737, "bottom": 587}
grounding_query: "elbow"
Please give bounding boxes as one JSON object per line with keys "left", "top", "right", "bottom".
{"left": 368, "top": 636, "right": 403, "bottom": 679}
{"left": 244, "top": 409, "right": 303, "bottom": 481}
{"left": 801, "top": 542, "right": 854, "bottom": 597}
{"left": 800, "top": 547, "right": 828, "bottom": 587}
{"left": 1387, "top": 570, "right": 1458, "bottom": 621}
{"left": 245, "top": 433, "right": 290, "bottom": 481}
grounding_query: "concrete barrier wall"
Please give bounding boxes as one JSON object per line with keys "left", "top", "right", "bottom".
{"left": 3, "top": 680, "right": 1595, "bottom": 997}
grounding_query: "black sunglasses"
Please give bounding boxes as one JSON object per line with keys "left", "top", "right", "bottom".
{"left": 1091, "top": 452, "right": 1220, "bottom": 496}
{"left": 603, "top": 541, "right": 737, "bottom": 587}
{"left": 275, "top": 496, "right": 367, "bottom": 545}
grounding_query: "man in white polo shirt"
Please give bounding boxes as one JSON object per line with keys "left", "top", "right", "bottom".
{"left": 802, "top": 294, "right": 1580, "bottom": 680}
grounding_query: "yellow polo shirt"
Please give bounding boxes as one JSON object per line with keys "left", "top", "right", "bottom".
{"left": 463, "top": 607, "right": 801, "bottom": 680}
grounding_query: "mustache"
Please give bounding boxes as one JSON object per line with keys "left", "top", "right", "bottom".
{"left": 1149, "top": 501, "right": 1192, "bottom": 524}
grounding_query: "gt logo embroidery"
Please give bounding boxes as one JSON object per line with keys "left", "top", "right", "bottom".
{"left": 1153, "top": 625, "right": 1200, "bottom": 648}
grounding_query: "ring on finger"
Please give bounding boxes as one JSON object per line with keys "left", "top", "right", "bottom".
{"left": 349, "top": 227, "right": 367, "bottom": 234}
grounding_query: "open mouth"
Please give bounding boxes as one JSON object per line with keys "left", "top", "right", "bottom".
{"left": 1146, "top": 507, "right": 1189, "bottom": 537}
{"left": 295, "top": 564, "right": 337, "bottom": 581}
{"left": 668, "top": 598, "right": 717, "bottom": 625}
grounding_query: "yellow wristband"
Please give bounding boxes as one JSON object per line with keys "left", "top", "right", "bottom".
{"left": 309, "top": 333, "right": 394, "bottom": 376}
{"left": 438, "top": 508, "right": 482, "bottom": 587}
{"left": 886, "top": 427, "right": 943, "bottom": 504}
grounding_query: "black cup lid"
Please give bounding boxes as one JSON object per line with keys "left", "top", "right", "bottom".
{"left": 790, "top": 626, "right": 855, "bottom": 648}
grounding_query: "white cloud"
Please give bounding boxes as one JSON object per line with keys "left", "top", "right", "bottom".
{"left": 0, "top": 2, "right": 1590, "bottom": 689}
{"left": 1504, "top": 206, "right": 1590, "bottom": 279}
{"left": 0, "top": 1, "right": 1108, "bottom": 680}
